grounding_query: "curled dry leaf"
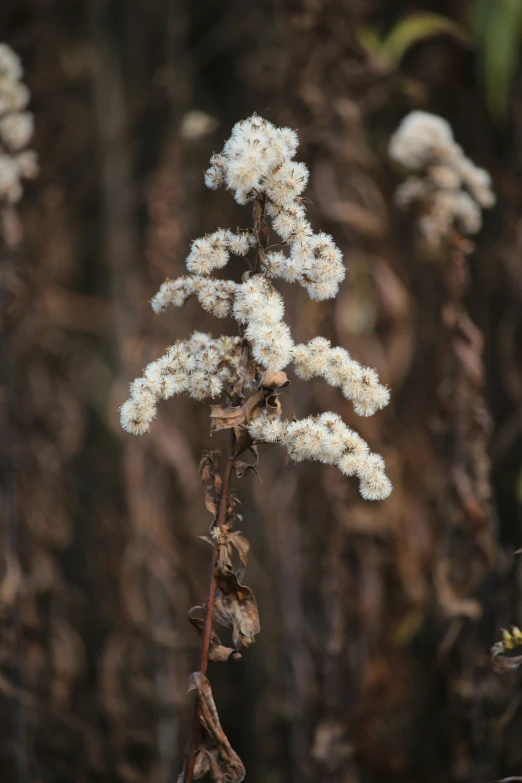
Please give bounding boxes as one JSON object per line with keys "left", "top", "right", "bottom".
{"left": 223, "top": 530, "right": 250, "bottom": 578}
{"left": 242, "top": 391, "right": 265, "bottom": 424}
{"left": 491, "top": 643, "right": 522, "bottom": 673}
{"left": 201, "top": 524, "right": 260, "bottom": 648}
{"left": 214, "top": 569, "right": 260, "bottom": 648}
{"left": 232, "top": 423, "right": 253, "bottom": 459}
{"left": 188, "top": 606, "right": 241, "bottom": 663}
{"left": 200, "top": 529, "right": 250, "bottom": 581}
{"left": 233, "top": 446, "right": 260, "bottom": 480}
{"left": 199, "top": 451, "right": 221, "bottom": 489}
{"left": 491, "top": 627, "right": 522, "bottom": 673}
{"left": 210, "top": 404, "right": 246, "bottom": 432}
{"left": 264, "top": 392, "right": 282, "bottom": 416}
{"left": 233, "top": 339, "right": 257, "bottom": 393}
{"left": 258, "top": 369, "right": 289, "bottom": 389}
{"left": 189, "top": 672, "right": 246, "bottom": 782}
{"left": 199, "top": 451, "right": 223, "bottom": 520}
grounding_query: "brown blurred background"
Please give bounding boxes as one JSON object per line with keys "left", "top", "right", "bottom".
{"left": 2, "top": 0, "right": 522, "bottom": 781}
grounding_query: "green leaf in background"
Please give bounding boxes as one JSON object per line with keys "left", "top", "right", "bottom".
{"left": 357, "top": 25, "right": 384, "bottom": 57}
{"left": 357, "top": 13, "right": 470, "bottom": 67}
{"left": 380, "top": 12, "right": 471, "bottom": 65}
{"left": 471, "top": 0, "right": 522, "bottom": 123}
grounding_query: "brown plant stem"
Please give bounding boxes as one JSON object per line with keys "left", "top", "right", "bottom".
{"left": 253, "top": 195, "right": 268, "bottom": 274}
{"left": 182, "top": 429, "right": 236, "bottom": 783}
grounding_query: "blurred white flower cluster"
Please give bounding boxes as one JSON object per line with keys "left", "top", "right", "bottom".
{"left": 0, "top": 43, "right": 38, "bottom": 204}
{"left": 389, "top": 111, "right": 494, "bottom": 244}
{"left": 121, "top": 115, "right": 392, "bottom": 500}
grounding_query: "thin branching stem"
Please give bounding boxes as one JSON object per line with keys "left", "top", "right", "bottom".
{"left": 182, "top": 429, "right": 236, "bottom": 783}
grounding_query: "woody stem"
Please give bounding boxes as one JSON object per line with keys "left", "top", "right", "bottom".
{"left": 182, "top": 429, "right": 236, "bottom": 783}
{"left": 253, "top": 195, "right": 268, "bottom": 274}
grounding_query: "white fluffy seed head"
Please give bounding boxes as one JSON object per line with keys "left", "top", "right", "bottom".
{"left": 389, "top": 111, "right": 457, "bottom": 170}
{"left": 0, "top": 111, "right": 33, "bottom": 151}
{"left": 0, "top": 44, "right": 23, "bottom": 82}
{"left": 120, "top": 115, "right": 392, "bottom": 502}
{"left": 360, "top": 473, "right": 393, "bottom": 501}
{"left": 390, "top": 111, "right": 495, "bottom": 242}
{"left": 248, "top": 411, "right": 286, "bottom": 443}
{"left": 276, "top": 413, "right": 392, "bottom": 498}
{"left": 265, "top": 160, "right": 309, "bottom": 207}
{"left": 228, "top": 231, "right": 254, "bottom": 256}
{"left": 0, "top": 44, "right": 37, "bottom": 204}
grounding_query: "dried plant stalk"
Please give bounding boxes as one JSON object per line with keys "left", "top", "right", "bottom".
{"left": 121, "top": 115, "right": 393, "bottom": 782}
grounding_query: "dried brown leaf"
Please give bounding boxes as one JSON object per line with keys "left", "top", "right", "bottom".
{"left": 210, "top": 405, "right": 245, "bottom": 432}
{"left": 233, "top": 446, "right": 259, "bottom": 480}
{"left": 233, "top": 424, "right": 254, "bottom": 458}
{"left": 189, "top": 672, "right": 245, "bottom": 782}
{"left": 211, "top": 531, "right": 250, "bottom": 580}
{"left": 233, "top": 461, "right": 260, "bottom": 479}
{"left": 242, "top": 391, "right": 265, "bottom": 424}
{"left": 227, "top": 531, "right": 250, "bottom": 575}
{"left": 205, "top": 492, "right": 218, "bottom": 517}
{"left": 258, "top": 369, "right": 290, "bottom": 389}
{"left": 233, "top": 339, "right": 256, "bottom": 393}
{"left": 188, "top": 607, "right": 241, "bottom": 663}
{"left": 491, "top": 641, "right": 522, "bottom": 673}
{"left": 213, "top": 570, "right": 260, "bottom": 648}
{"left": 264, "top": 392, "right": 281, "bottom": 415}
{"left": 199, "top": 452, "right": 222, "bottom": 497}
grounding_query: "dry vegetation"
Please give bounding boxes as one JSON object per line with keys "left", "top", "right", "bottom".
{"left": 1, "top": 1, "right": 522, "bottom": 783}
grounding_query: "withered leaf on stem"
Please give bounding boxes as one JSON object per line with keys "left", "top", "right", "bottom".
{"left": 213, "top": 569, "right": 260, "bottom": 648}
{"left": 199, "top": 451, "right": 220, "bottom": 483}
{"left": 264, "top": 392, "right": 282, "bottom": 415}
{"left": 188, "top": 606, "right": 241, "bottom": 663}
{"left": 233, "top": 339, "right": 257, "bottom": 393}
{"left": 189, "top": 672, "right": 245, "bottom": 782}
{"left": 199, "top": 452, "right": 222, "bottom": 502}
{"left": 204, "top": 486, "right": 219, "bottom": 517}
{"left": 491, "top": 641, "right": 522, "bottom": 674}
{"left": 199, "top": 530, "right": 250, "bottom": 581}
{"left": 225, "top": 531, "right": 250, "bottom": 578}
{"left": 210, "top": 405, "right": 245, "bottom": 432}
{"left": 233, "top": 424, "right": 253, "bottom": 459}
{"left": 233, "top": 445, "right": 259, "bottom": 480}
{"left": 258, "top": 369, "right": 289, "bottom": 389}
{"left": 242, "top": 391, "right": 265, "bottom": 424}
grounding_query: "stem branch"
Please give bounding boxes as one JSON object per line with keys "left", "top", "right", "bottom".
{"left": 182, "top": 430, "right": 236, "bottom": 783}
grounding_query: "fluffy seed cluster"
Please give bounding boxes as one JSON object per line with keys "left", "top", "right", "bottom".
{"left": 292, "top": 337, "right": 390, "bottom": 417}
{"left": 389, "top": 111, "right": 495, "bottom": 244}
{"left": 121, "top": 333, "right": 242, "bottom": 435}
{"left": 121, "top": 115, "right": 392, "bottom": 501}
{"left": 233, "top": 275, "right": 293, "bottom": 372}
{"left": 205, "top": 114, "right": 345, "bottom": 301}
{"left": 0, "top": 43, "right": 38, "bottom": 204}
{"left": 248, "top": 411, "right": 392, "bottom": 501}
{"left": 152, "top": 276, "right": 239, "bottom": 319}
{"left": 185, "top": 228, "right": 256, "bottom": 276}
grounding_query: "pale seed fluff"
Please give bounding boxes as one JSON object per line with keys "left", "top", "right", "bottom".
{"left": 389, "top": 110, "right": 494, "bottom": 243}
{"left": 121, "top": 115, "right": 391, "bottom": 501}
{"left": 0, "top": 44, "right": 37, "bottom": 204}
{"left": 120, "top": 332, "right": 242, "bottom": 434}
{"left": 247, "top": 411, "right": 391, "bottom": 501}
